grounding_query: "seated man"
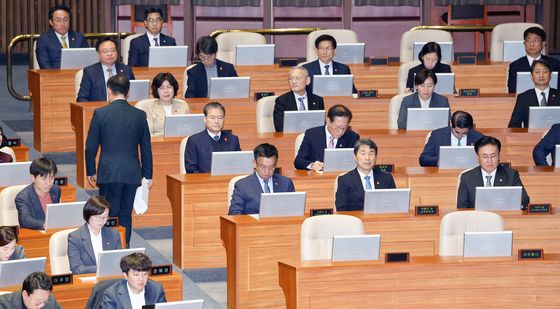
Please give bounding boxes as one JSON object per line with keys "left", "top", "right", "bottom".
{"left": 185, "top": 102, "right": 241, "bottom": 173}
{"left": 273, "top": 66, "right": 324, "bottom": 132}
{"left": 336, "top": 138, "right": 396, "bottom": 211}
{"left": 508, "top": 59, "right": 560, "bottom": 128}
{"left": 302, "top": 34, "right": 357, "bottom": 94}
{"left": 419, "top": 110, "right": 484, "bottom": 167}
{"left": 77, "top": 36, "right": 135, "bottom": 102}
{"left": 457, "top": 136, "right": 530, "bottom": 209}
{"left": 294, "top": 104, "right": 360, "bottom": 171}
{"left": 15, "top": 158, "right": 61, "bottom": 230}
{"left": 35, "top": 3, "right": 88, "bottom": 69}
{"left": 0, "top": 272, "right": 61, "bottom": 309}
{"left": 229, "top": 143, "right": 295, "bottom": 215}
{"left": 101, "top": 253, "right": 166, "bottom": 308}
{"left": 128, "top": 7, "right": 177, "bottom": 67}
{"left": 533, "top": 123, "right": 560, "bottom": 166}
{"left": 507, "top": 27, "right": 560, "bottom": 93}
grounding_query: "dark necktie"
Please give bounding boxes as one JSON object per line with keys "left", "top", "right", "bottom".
{"left": 263, "top": 179, "right": 270, "bottom": 193}
{"left": 153, "top": 37, "right": 159, "bottom": 46}
{"left": 324, "top": 65, "right": 330, "bottom": 75}
{"left": 213, "top": 135, "right": 219, "bottom": 141}
{"left": 540, "top": 91, "right": 547, "bottom": 106}
{"left": 485, "top": 175, "right": 492, "bottom": 187}
{"left": 298, "top": 97, "right": 306, "bottom": 111}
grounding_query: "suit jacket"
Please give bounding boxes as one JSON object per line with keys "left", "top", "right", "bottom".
{"left": 419, "top": 126, "right": 485, "bottom": 167}
{"left": 101, "top": 279, "right": 166, "bottom": 309}
{"left": 8, "top": 245, "right": 26, "bottom": 260}
{"left": 15, "top": 183, "right": 61, "bottom": 230}
{"left": 335, "top": 168, "right": 397, "bottom": 211}
{"left": 0, "top": 290, "right": 61, "bottom": 309}
{"left": 184, "top": 130, "right": 241, "bottom": 173}
{"left": 457, "top": 165, "right": 530, "bottom": 209}
{"left": 294, "top": 125, "right": 360, "bottom": 170}
{"left": 273, "top": 91, "right": 324, "bottom": 132}
{"left": 508, "top": 88, "right": 560, "bottom": 128}
{"left": 406, "top": 62, "right": 452, "bottom": 90}
{"left": 228, "top": 173, "right": 296, "bottom": 215}
{"left": 68, "top": 223, "right": 122, "bottom": 274}
{"left": 533, "top": 123, "right": 560, "bottom": 166}
{"left": 36, "top": 28, "right": 88, "bottom": 69}
{"left": 128, "top": 33, "right": 176, "bottom": 67}
{"left": 85, "top": 99, "right": 153, "bottom": 185}
{"left": 77, "top": 62, "right": 135, "bottom": 102}
{"left": 302, "top": 59, "right": 358, "bottom": 93}
{"left": 397, "top": 92, "right": 450, "bottom": 129}
{"left": 144, "top": 99, "right": 190, "bottom": 136}
{"left": 185, "top": 60, "right": 238, "bottom": 98}
{"left": 507, "top": 55, "right": 560, "bottom": 93}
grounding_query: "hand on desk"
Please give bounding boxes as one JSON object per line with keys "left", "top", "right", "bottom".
{"left": 309, "top": 161, "right": 324, "bottom": 172}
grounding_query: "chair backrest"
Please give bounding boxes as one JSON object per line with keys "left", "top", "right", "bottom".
{"left": 300, "top": 214, "right": 365, "bottom": 260}
{"left": 134, "top": 98, "right": 153, "bottom": 112}
{"left": 456, "top": 167, "right": 475, "bottom": 197}
{"left": 439, "top": 210, "right": 505, "bottom": 256}
{"left": 75, "top": 69, "right": 84, "bottom": 97}
{"left": 0, "top": 147, "right": 16, "bottom": 162}
{"left": 388, "top": 93, "right": 412, "bottom": 129}
{"left": 49, "top": 228, "right": 78, "bottom": 275}
{"left": 33, "top": 41, "right": 40, "bottom": 69}
{"left": 256, "top": 95, "right": 279, "bottom": 133}
{"left": 227, "top": 175, "right": 249, "bottom": 207}
{"left": 490, "top": 23, "right": 543, "bottom": 62}
{"left": 0, "top": 185, "right": 27, "bottom": 226}
{"left": 397, "top": 60, "right": 421, "bottom": 94}
{"left": 400, "top": 30, "right": 453, "bottom": 62}
{"left": 305, "top": 29, "right": 359, "bottom": 62}
{"left": 121, "top": 33, "right": 143, "bottom": 65}
{"left": 179, "top": 136, "right": 189, "bottom": 174}
{"left": 445, "top": 5, "right": 487, "bottom": 26}
{"left": 424, "top": 131, "right": 432, "bottom": 146}
{"left": 182, "top": 63, "right": 197, "bottom": 97}
{"left": 541, "top": 129, "right": 553, "bottom": 165}
{"left": 215, "top": 32, "right": 267, "bottom": 64}
{"left": 85, "top": 278, "right": 122, "bottom": 309}
{"left": 294, "top": 133, "right": 305, "bottom": 159}
{"left": 333, "top": 172, "right": 349, "bottom": 212}
{"left": 0, "top": 291, "right": 11, "bottom": 296}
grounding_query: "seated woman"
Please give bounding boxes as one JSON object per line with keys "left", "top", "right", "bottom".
{"left": 406, "top": 42, "right": 452, "bottom": 91}
{"left": 397, "top": 68, "right": 450, "bottom": 130}
{"left": 0, "top": 226, "right": 26, "bottom": 261}
{"left": 144, "top": 72, "right": 190, "bottom": 136}
{"left": 0, "top": 125, "right": 14, "bottom": 163}
{"left": 67, "top": 195, "right": 122, "bottom": 274}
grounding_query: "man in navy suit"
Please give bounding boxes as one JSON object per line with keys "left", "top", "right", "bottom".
{"left": 420, "top": 110, "right": 484, "bottom": 166}
{"left": 36, "top": 4, "right": 88, "bottom": 69}
{"left": 295, "top": 104, "right": 360, "bottom": 171}
{"left": 302, "top": 34, "right": 357, "bottom": 94}
{"left": 85, "top": 75, "right": 152, "bottom": 247}
{"left": 128, "top": 7, "right": 177, "bottom": 67}
{"left": 229, "top": 143, "right": 295, "bottom": 215}
{"left": 185, "top": 36, "right": 238, "bottom": 98}
{"left": 509, "top": 59, "right": 560, "bottom": 128}
{"left": 335, "top": 138, "right": 396, "bottom": 211}
{"left": 507, "top": 27, "right": 560, "bottom": 93}
{"left": 457, "top": 136, "right": 530, "bottom": 209}
{"left": 185, "top": 102, "right": 241, "bottom": 173}
{"left": 77, "top": 37, "right": 135, "bottom": 102}
{"left": 533, "top": 123, "right": 560, "bottom": 166}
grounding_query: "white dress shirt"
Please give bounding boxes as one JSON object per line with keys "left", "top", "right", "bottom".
{"left": 481, "top": 168, "right": 497, "bottom": 187}
{"left": 292, "top": 92, "right": 308, "bottom": 111}
{"left": 87, "top": 224, "right": 103, "bottom": 264}
{"left": 206, "top": 129, "right": 221, "bottom": 140}
{"left": 357, "top": 169, "right": 375, "bottom": 190}
{"left": 450, "top": 133, "right": 467, "bottom": 147}
{"left": 255, "top": 173, "right": 274, "bottom": 193}
{"left": 419, "top": 96, "right": 432, "bottom": 109}
{"left": 146, "top": 32, "right": 161, "bottom": 47}
{"left": 527, "top": 54, "right": 541, "bottom": 67}
{"left": 534, "top": 87, "right": 550, "bottom": 105}
{"left": 318, "top": 60, "right": 334, "bottom": 75}
{"left": 54, "top": 31, "right": 69, "bottom": 48}
{"left": 126, "top": 282, "right": 146, "bottom": 309}
{"left": 325, "top": 125, "right": 338, "bottom": 149}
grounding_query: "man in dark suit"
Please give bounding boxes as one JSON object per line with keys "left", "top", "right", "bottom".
{"left": 77, "top": 37, "right": 135, "bottom": 102}
{"left": 185, "top": 35, "right": 238, "bottom": 98}
{"left": 35, "top": 4, "right": 88, "bottom": 69}
{"left": 507, "top": 27, "right": 560, "bottom": 93}
{"left": 128, "top": 7, "right": 177, "bottom": 67}
{"left": 0, "top": 272, "right": 61, "bottom": 309}
{"left": 185, "top": 102, "right": 241, "bottom": 173}
{"left": 273, "top": 66, "right": 324, "bottom": 132}
{"left": 420, "top": 110, "right": 484, "bottom": 166}
{"left": 229, "top": 143, "right": 295, "bottom": 215}
{"left": 336, "top": 138, "right": 396, "bottom": 211}
{"left": 457, "top": 136, "right": 530, "bottom": 209}
{"left": 302, "top": 34, "right": 357, "bottom": 94}
{"left": 533, "top": 123, "right": 560, "bottom": 166}
{"left": 85, "top": 75, "right": 152, "bottom": 247}
{"left": 508, "top": 59, "right": 560, "bottom": 128}
{"left": 295, "top": 104, "right": 360, "bottom": 171}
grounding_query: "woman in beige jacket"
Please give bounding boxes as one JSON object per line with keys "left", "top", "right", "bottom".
{"left": 145, "top": 72, "right": 190, "bottom": 136}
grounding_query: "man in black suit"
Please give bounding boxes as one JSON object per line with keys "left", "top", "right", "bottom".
{"left": 85, "top": 75, "right": 152, "bottom": 246}
{"left": 273, "top": 66, "right": 324, "bottom": 132}
{"left": 457, "top": 136, "right": 530, "bottom": 209}
{"left": 508, "top": 59, "right": 560, "bottom": 128}
{"left": 533, "top": 123, "right": 560, "bottom": 166}
{"left": 335, "top": 138, "right": 396, "bottom": 211}
{"left": 128, "top": 7, "right": 177, "bottom": 67}
{"left": 294, "top": 104, "right": 360, "bottom": 171}
{"left": 507, "top": 27, "right": 560, "bottom": 93}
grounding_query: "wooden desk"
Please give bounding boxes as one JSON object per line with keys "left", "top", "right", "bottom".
{"left": 278, "top": 255, "right": 560, "bottom": 308}
{"left": 11, "top": 145, "right": 29, "bottom": 162}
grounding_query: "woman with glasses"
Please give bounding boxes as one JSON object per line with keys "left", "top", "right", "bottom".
{"left": 0, "top": 226, "right": 26, "bottom": 261}
{"left": 145, "top": 73, "right": 190, "bottom": 136}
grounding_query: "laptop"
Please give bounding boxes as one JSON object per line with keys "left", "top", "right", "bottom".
{"left": 502, "top": 41, "right": 525, "bottom": 62}
{"left": 528, "top": 106, "right": 560, "bottom": 129}
{"left": 45, "top": 201, "right": 86, "bottom": 230}
{"left": 259, "top": 192, "right": 306, "bottom": 218}
{"left": 209, "top": 77, "right": 250, "bottom": 99}
{"left": 235, "top": 44, "right": 275, "bottom": 66}
{"left": 148, "top": 46, "right": 189, "bottom": 67}
{"left": 333, "top": 43, "right": 366, "bottom": 64}
{"left": 143, "top": 299, "right": 204, "bottom": 309}
{"left": 516, "top": 72, "right": 559, "bottom": 94}
{"left": 406, "top": 108, "right": 449, "bottom": 131}
{"left": 331, "top": 235, "right": 381, "bottom": 262}
{"left": 463, "top": 231, "right": 513, "bottom": 257}
{"left": 323, "top": 148, "right": 356, "bottom": 172}
{"left": 438, "top": 146, "right": 478, "bottom": 169}
{"left": 128, "top": 80, "right": 151, "bottom": 102}
{"left": 434, "top": 73, "right": 455, "bottom": 94}
{"left": 211, "top": 151, "right": 254, "bottom": 176}
{"left": 364, "top": 189, "right": 411, "bottom": 214}
{"left": 283, "top": 110, "right": 325, "bottom": 133}
{"left": 312, "top": 75, "right": 354, "bottom": 97}
{"left": 60, "top": 48, "right": 98, "bottom": 69}
{"left": 413, "top": 42, "right": 453, "bottom": 62}
{"left": 0, "top": 257, "right": 47, "bottom": 288}
{"left": 96, "top": 248, "right": 145, "bottom": 278}
{"left": 163, "top": 114, "right": 205, "bottom": 137}
{"left": 474, "top": 186, "right": 523, "bottom": 211}
{"left": 0, "top": 161, "right": 32, "bottom": 186}
{"left": 555, "top": 145, "right": 560, "bottom": 168}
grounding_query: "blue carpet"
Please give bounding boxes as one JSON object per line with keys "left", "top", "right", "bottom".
{"left": 183, "top": 268, "right": 227, "bottom": 283}
{"left": 135, "top": 226, "right": 173, "bottom": 240}
{"left": 2, "top": 119, "right": 33, "bottom": 132}
{"left": 42, "top": 152, "right": 76, "bottom": 164}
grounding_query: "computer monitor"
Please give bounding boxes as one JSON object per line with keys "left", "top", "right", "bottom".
{"left": 364, "top": 189, "right": 411, "bottom": 214}
{"left": 312, "top": 75, "right": 354, "bottom": 97}
{"left": 434, "top": 73, "right": 454, "bottom": 94}
{"left": 331, "top": 235, "right": 381, "bottom": 262}
{"left": 474, "top": 186, "right": 523, "bottom": 211}
{"left": 148, "top": 46, "right": 189, "bottom": 67}
{"left": 463, "top": 231, "right": 513, "bottom": 257}
{"left": 0, "top": 257, "right": 47, "bottom": 288}
{"left": 60, "top": 48, "right": 98, "bottom": 69}
{"left": 259, "top": 192, "right": 306, "bottom": 218}
{"left": 45, "top": 201, "right": 86, "bottom": 230}
{"left": 555, "top": 145, "right": 560, "bottom": 168}
{"left": 96, "top": 248, "right": 145, "bottom": 278}
{"left": 143, "top": 299, "right": 204, "bottom": 309}
{"left": 209, "top": 77, "right": 250, "bottom": 99}
{"left": 438, "top": 146, "right": 477, "bottom": 169}
{"left": 210, "top": 151, "right": 254, "bottom": 176}
{"left": 333, "top": 43, "right": 366, "bottom": 64}
{"left": 0, "top": 161, "right": 32, "bottom": 186}
{"left": 235, "top": 44, "right": 275, "bottom": 66}
{"left": 528, "top": 106, "right": 560, "bottom": 129}
{"left": 323, "top": 148, "right": 356, "bottom": 172}
{"left": 406, "top": 108, "right": 449, "bottom": 131}
{"left": 502, "top": 41, "right": 525, "bottom": 62}
{"left": 128, "top": 80, "right": 150, "bottom": 102}
{"left": 413, "top": 42, "right": 453, "bottom": 62}
{"left": 283, "top": 110, "right": 325, "bottom": 133}
{"left": 163, "top": 114, "right": 205, "bottom": 137}
{"left": 516, "top": 72, "right": 558, "bottom": 94}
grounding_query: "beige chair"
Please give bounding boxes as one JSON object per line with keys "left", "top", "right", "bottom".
{"left": 134, "top": 98, "right": 152, "bottom": 112}
{"left": 294, "top": 133, "right": 305, "bottom": 159}
{"left": 456, "top": 167, "right": 474, "bottom": 197}
{"left": 215, "top": 32, "right": 266, "bottom": 64}
{"left": 0, "top": 185, "right": 27, "bottom": 226}
{"left": 227, "top": 175, "right": 249, "bottom": 207}
{"left": 181, "top": 63, "right": 198, "bottom": 97}
{"left": 256, "top": 95, "right": 279, "bottom": 133}
{"left": 49, "top": 228, "right": 78, "bottom": 275}
{"left": 333, "top": 172, "right": 349, "bottom": 212}
{"left": 400, "top": 30, "right": 453, "bottom": 63}
{"left": 541, "top": 129, "right": 552, "bottom": 165}
{"left": 305, "top": 29, "right": 359, "bottom": 62}
{"left": 179, "top": 136, "right": 189, "bottom": 174}
{"left": 439, "top": 210, "right": 505, "bottom": 256}
{"left": 0, "top": 147, "right": 16, "bottom": 162}
{"left": 75, "top": 69, "right": 84, "bottom": 97}
{"left": 424, "top": 131, "right": 432, "bottom": 146}
{"left": 300, "top": 214, "right": 364, "bottom": 260}
{"left": 121, "top": 33, "right": 143, "bottom": 65}
{"left": 490, "top": 23, "right": 543, "bottom": 62}
{"left": 0, "top": 291, "right": 11, "bottom": 296}
{"left": 397, "top": 61, "right": 421, "bottom": 94}
{"left": 388, "top": 93, "right": 412, "bottom": 129}
{"left": 33, "top": 41, "right": 40, "bottom": 69}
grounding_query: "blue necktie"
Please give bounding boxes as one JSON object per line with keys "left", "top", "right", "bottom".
{"left": 153, "top": 37, "right": 159, "bottom": 46}
{"left": 263, "top": 179, "right": 270, "bottom": 193}
{"left": 213, "top": 135, "right": 219, "bottom": 141}
{"left": 324, "top": 65, "right": 330, "bottom": 75}
{"left": 364, "top": 176, "right": 372, "bottom": 190}
{"left": 298, "top": 97, "right": 306, "bottom": 111}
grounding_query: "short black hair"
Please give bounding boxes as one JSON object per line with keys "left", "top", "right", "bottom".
{"left": 95, "top": 36, "right": 117, "bottom": 52}
{"left": 474, "top": 136, "right": 501, "bottom": 154}
{"left": 203, "top": 102, "right": 225, "bottom": 116}
{"left": 531, "top": 59, "right": 552, "bottom": 73}
{"left": 48, "top": 3, "right": 71, "bottom": 20}
{"left": 353, "top": 138, "right": 378, "bottom": 156}
{"left": 418, "top": 42, "right": 442, "bottom": 64}
{"left": 22, "top": 272, "right": 53, "bottom": 295}
{"left": 524, "top": 26, "right": 546, "bottom": 41}
{"left": 144, "top": 7, "right": 163, "bottom": 20}
{"left": 196, "top": 36, "right": 218, "bottom": 55}
{"left": 30, "top": 157, "right": 57, "bottom": 177}
{"left": 414, "top": 68, "right": 438, "bottom": 86}
{"left": 0, "top": 226, "right": 17, "bottom": 246}
{"left": 327, "top": 104, "right": 352, "bottom": 123}
{"left": 314, "top": 34, "right": 337, "bottom": 49}
{"left": 83, "top": 195, "right": 111, "bottom": 222}
{"left": 107, "top": 74, "right": 130, "bottom": 96}
{"left": 451, "top": 110, "right": 474, "bottom": 129}
{"left": 151, "top": 73, "right": 179, "bottom": 98}
{"left": 120, "top": 252, "right": 152, "bottom": 274}
{"left": 253, "top": 143, "right": 278, "bottom": 161}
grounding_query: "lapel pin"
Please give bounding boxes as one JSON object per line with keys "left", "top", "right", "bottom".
{"left": 219, "top": 67, "right": 223, "bottom": 71}
{"left": 224, "top": 137, "right": 228, "bottom": 142}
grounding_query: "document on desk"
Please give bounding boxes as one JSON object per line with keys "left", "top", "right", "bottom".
{"left": 134, "top": 178, "right": 150, "bottom": 215}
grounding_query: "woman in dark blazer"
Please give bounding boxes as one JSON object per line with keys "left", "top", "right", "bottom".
{"left": 406, "top": 42, "right": 452, "bottom": 91}
{"left": 0, "top": 226, "right": 26, "bottom": 261}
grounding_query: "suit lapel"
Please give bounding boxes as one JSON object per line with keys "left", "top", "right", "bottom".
{"left": 160, "top": 34, "right": 170, "bottom": 46}
{"left": 548, "top": 89, "right": 560, "bottom": 106}
{"left": 144, "top": 281, "right": 154, "bottom": 305}
{"left": 494, "top": 166, "right": 507, "bottom": 187}
{"left": 287, "top": 93, "right": 298, "bottom": 110}
{"left": 117, "top": 281, "right": 134, "bottom": 309}
{"left": 68, "top": 31, "right": 77, "bottom": 48}
{"left": 307, "top": 94, "right": 320, "bottom": 110}
{"left": 30, "top": 189, "right": 45, "bottom": 220}
{"left": 250, "top": 173, "right": 264, "bottom": 194}
{"left": 81, "top": 225, "right": 97, "bottom": 263}
{"left": 94, "top": 63, "right": 108, "bottom": 99}
{"left": 318, "top": 127, "right": 327, "bottom": 150}
{"left": 473, "top": 167, "right": 485, "bottom": 187}
{"left": 350, "top": 169, "right": 365, "bottom": 201}
{"left": 333, "top": 62, "right": 339, "bottom": 74}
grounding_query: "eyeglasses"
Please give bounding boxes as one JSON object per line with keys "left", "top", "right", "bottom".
{"left": 99, "top": 49, "right": 116, "bottom": 55}
{"left": 318, "top": 47, "right": 334, "bottom": 52}
{"left": 525, "top": 39, "right": 542, "bottom": 44}
{"left": 288, "top": 76, "right": 304, "bottom": 82}
{"left": 199, "top": 54, "right": 216, "bottom": 61}
{"left": 92, "top": 214, "right": 109, "bottom": 221}
{"left": 52, "top": 18, "right": 69, "bottom": 24}
{"left": 147, "top": 18, "right": 163, "bottom": 24}
{"left": 256, "top": 164, "right": 277, "bottom": 172}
